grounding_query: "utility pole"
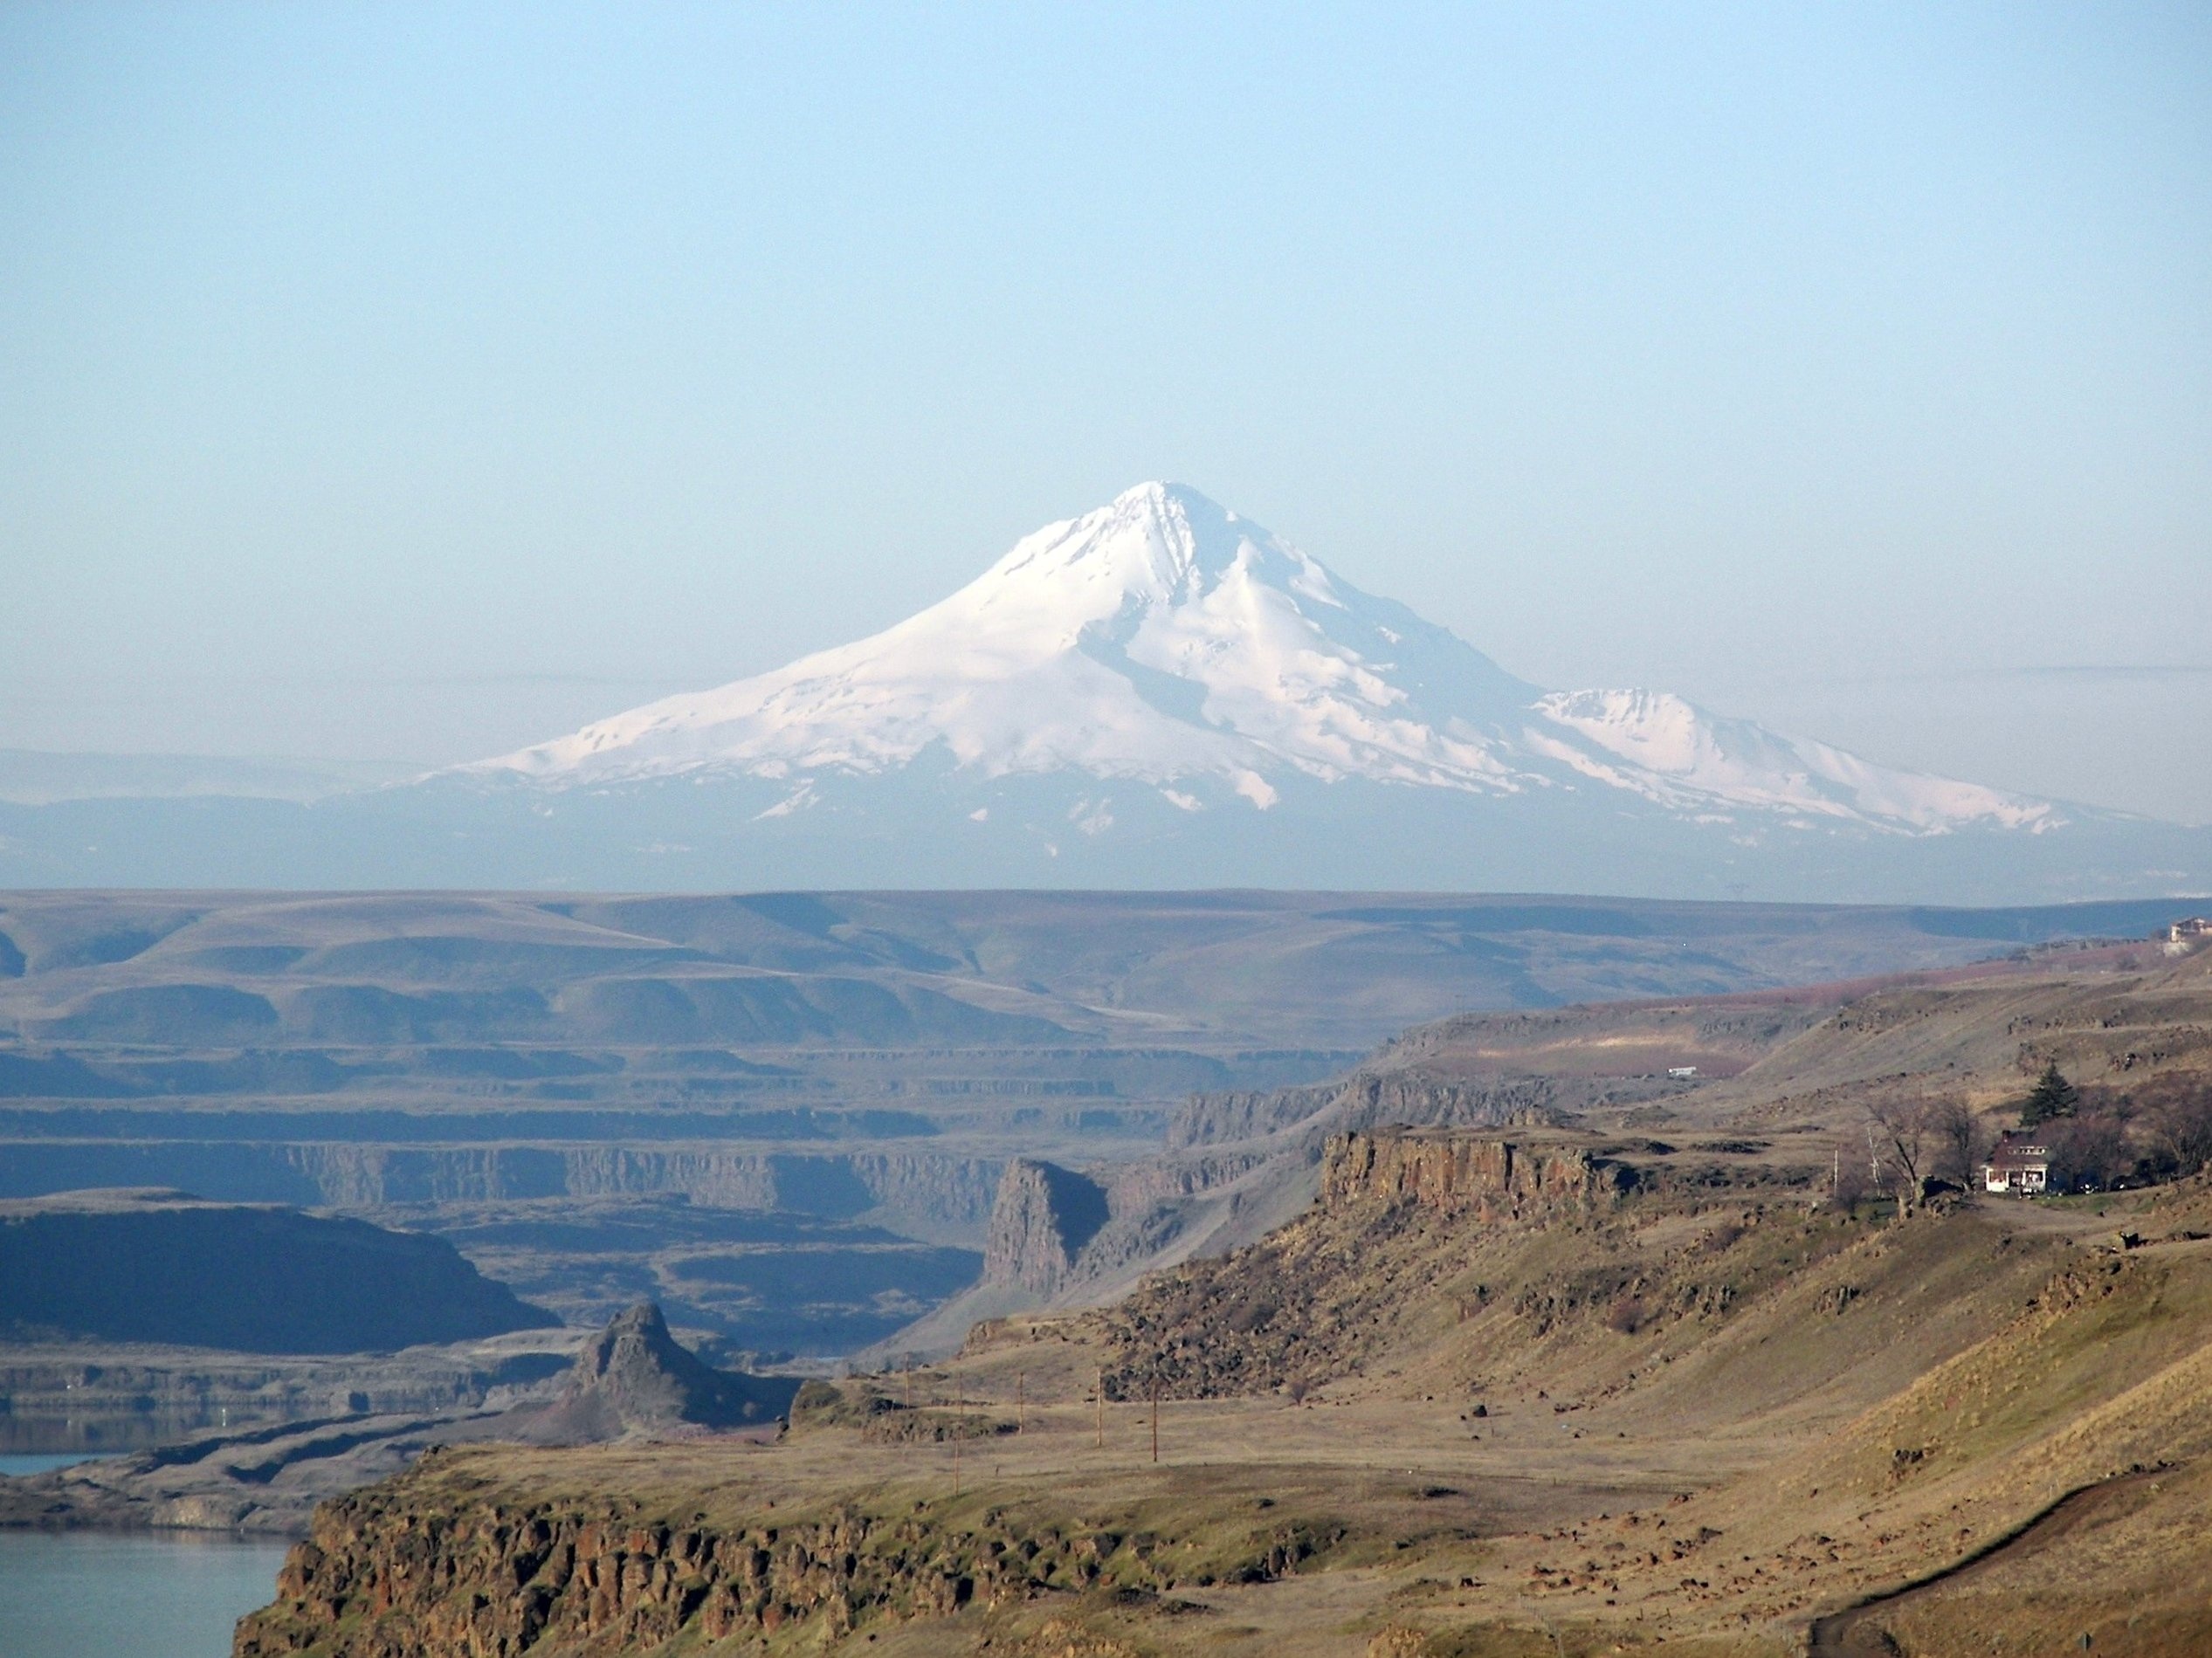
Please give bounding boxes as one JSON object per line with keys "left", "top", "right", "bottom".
{"left": 953, "top": 1428, "right": 960, "bottom": 1496}
{"left": 1150, "top": 1374, "right": 1160, "bottom": 1464}
{"left": 904, "top": 1357, "right": 913, "bottom": 1414}
{"left": 1095, "top": 1365, "right": 1104, "bottom": 1450}
{"left": 1016, "top": 1370, "right": 1024, "bottom": 1434}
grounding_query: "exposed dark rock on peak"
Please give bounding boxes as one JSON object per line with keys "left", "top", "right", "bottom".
{"left": 508, "top": 1303, "right": 799, "bottom": 1443}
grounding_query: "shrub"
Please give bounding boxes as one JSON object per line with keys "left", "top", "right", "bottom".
{"left": 2141, "top": 1077, "right": 2212, "bottom": 1178}
{"left": 2045, "top": 1110, "right": 2129, "bottom": 1191}
{"left": 1827, "top": 1148, "right": 1871, "bottom": 1210}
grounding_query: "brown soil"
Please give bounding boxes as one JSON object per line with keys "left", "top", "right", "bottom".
{"left": 223, "top": 944, "right": 2212, "bottom": 1655}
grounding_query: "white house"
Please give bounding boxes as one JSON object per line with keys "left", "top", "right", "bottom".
{"left": 1984, "top": 1131, "right": 2051, "bottom": 1195}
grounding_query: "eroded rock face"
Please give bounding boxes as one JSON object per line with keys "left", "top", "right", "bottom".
{"left": 235, "top": 1488, "right": 965, "bottom": 1657}
{"left": 506, "top": 1304, "right": 798, "bottom": 1444}
{"left": 982, "top": 1160, "right": 1109, "bottom": 1295}
{"left": 231, "top": 1456, "right": 1340, "bottom": 1655}
{"left": 1320, "top": 1131, "right": 1632, "bottom": 1221}
{"left": 1096, "top": 1129, "right": 1644, "bottom": 1400}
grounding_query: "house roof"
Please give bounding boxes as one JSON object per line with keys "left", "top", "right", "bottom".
{"left": 1988, "top": 1134, "right": 2050, "bottom": 1169}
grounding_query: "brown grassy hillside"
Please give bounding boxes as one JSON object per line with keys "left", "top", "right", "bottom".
{"left": 231, "top": 946, "right": 2212, "bottom": 1657}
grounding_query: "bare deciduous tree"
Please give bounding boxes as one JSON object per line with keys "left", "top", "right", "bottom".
{"left": 2045, "top": 1109, "right": 2128, "bottom": 1192}
{"left": 1926, "top": 1099, "right": 1986, "bottom": 1187}
{"left": 1867, "top": 1097, "right": 1935, "bottom": 1215}
{"left": 2141, "top": 1077, "right": 2212, "bottom": 1179}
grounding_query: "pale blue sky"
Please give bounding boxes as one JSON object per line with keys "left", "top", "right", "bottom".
{"left": 3, "top": 3, "right": 2208, "bottom": 818}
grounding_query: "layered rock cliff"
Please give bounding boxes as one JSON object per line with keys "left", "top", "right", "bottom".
{"left": 1168, "top": 1071, "right": 1576, "bottom": 1150}
{"left": 236, "top": 1491, "right": 972, "bottom": 1655}
{"left": 980, "top": 1159, "right": 1109, "bottom": 1294}
{"left": 1320, "top": 1129, "right": 1635, "bottom": 1220}
{"left": 0, "top": 1144, "right": 1003, "bottom": 1242}
{"left": 954, "top": 1067, "right": 1576, "bottom": 1322}
{"left": 231, "top": 1455, "right": 1342, "bottom": 1655}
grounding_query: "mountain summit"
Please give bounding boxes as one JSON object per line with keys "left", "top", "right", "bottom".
{"left": 477, "top": 482, "right": 2049, "bottom": 838}
{"left": 5, "top": 485, "right": 2198, "bottom": 895}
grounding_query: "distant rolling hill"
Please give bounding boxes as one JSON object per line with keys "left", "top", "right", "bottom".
{"left": 1, "top": 886, "right": 2198, "bottom": 1355}
{"left": 0, "top": 1187, "right": 555, "bottom": 1352}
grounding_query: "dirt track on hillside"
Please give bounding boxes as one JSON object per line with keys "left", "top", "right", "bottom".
{"left": 1805, "top": 1466, "right": 2167, "bottom": 1655}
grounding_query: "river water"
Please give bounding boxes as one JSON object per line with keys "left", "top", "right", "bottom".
{"left": 0, "top": 1526, "right": 289, "bottom": 1658}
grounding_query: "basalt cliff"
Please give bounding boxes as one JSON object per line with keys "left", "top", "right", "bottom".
{"left": 181, "top": 938, "right": 2212, "bottom": 1654}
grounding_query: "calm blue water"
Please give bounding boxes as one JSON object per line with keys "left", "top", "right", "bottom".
{"left": 0, "top": 1454, "right": 114, "bottom": 1476}
{"left": 0, "top": 1530, "right": 290, "bottom": 1658}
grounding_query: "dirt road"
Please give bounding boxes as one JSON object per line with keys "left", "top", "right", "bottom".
{"left": 1805, "top": 1467, "right": 2167, "bottom": 1655}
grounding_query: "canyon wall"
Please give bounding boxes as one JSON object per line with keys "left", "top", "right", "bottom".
{"left": 1167, "top": 1070, "right": 1564, "bottom": 1149}
{"left": 0, "top": 1143, "right": 1003, "bottom": 1239}
{"left": 1320, "top": 1129, "right": 1634, "bottom": 1221}
{"left": 967, "top": 1066, "right": 1581, "bottom": 1310}
{"left": 980, "top": 1159, "right": 1110, "bottom": 1294}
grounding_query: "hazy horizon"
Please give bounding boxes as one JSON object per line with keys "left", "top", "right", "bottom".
{"left": 4, "top": 5, "right": 2209, "bottom": 825}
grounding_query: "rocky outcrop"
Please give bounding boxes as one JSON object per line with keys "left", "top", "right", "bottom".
{"left": 237, "top": 1495, "right": 952, "bottom": 1655}
{"left": 1167, "top": 1071, "right": 1565, "bottom": 1149}
{"left": 1165, "top": 1084, "right": 1337, "bottom": 1148}
{"left": 0, "top": 1188, "right": 555, "bottom": 1352}
{"left": 504, "top": 1304, "right": 797, "bottom": 1443}
{"left": 232, "top": 1460, "right": 1341, "bottom": 1655}
{"left": 982, "top": 1160, "right": 1109, "bottom": 1294}
{"left": 892, "top": 1042, "right": 1639, "bottom": 1358}
{"left": 1321, "top": 1130, "right": 1634, "bottom": 1220}
{"left": 1098, "top": 1130, "right": 1643, "bottom": 1400}
{"left": 0, "top": 1306, "right": 793, "bottom": 1534}
{"left": 959, "top": 1074, "right": 1570, "bottom": 1318}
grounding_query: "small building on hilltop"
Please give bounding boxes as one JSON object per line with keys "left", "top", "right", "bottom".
{"left": 2163, "top": 918, "right": 2212, "bottom": 953}
{"left": 1985, "top": 1132, "right": 2051, "bottom": 1195}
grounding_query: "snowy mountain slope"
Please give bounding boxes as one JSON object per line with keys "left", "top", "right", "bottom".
{"left": 1527, "top": 690, "right": 2056, "bottom": 833}
{"left": 3, "top": 484, "right": 2199, "bottom": 896}
{"left": 475, "top": 483, "right": 2056, "bottom": 839}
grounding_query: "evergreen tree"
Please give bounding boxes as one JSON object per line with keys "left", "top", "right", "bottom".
{"left": 2021, "top": 1061, "right": 2080, "bottom": 1127}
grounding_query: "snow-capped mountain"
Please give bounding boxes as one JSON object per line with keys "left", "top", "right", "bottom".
{"left": 4, "top": 482, "right": 2203, "bottom": 896}
{"left": 476, "top": 482, "right": 2054, "bottom": 839}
